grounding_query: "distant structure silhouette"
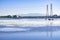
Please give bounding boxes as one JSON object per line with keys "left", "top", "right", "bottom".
{"left": 50, "top": 3, "right": 53, "bottom": 16}
{"left": 46, "top": 4, "right": 49, "bottom": 19}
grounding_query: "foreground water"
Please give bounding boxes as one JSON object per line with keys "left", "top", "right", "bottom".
{"left": 0, "top": 18, "right": 60, "bottom": 40}
{"left": 0, "top": 31, "right": 60, "bottom": 40}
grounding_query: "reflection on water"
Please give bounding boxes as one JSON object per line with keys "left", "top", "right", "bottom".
{"left": 0, "top": 18, "right": 60, "bottom": 40}
{"left": 0, "top": 31, "right": 60, "bottom": 40}
{"left": 0, "top": 18, "right": 60, "bottom": 27}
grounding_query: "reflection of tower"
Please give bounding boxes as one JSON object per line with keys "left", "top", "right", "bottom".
{"left": 50, "top": 3, "right": 53, "bottom": 16}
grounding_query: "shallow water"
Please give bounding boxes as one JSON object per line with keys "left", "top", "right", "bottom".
{"left": 0, "top": 31, "right": 60, "bottom": 40}
{"left": 0, "top": 18, "right": 60, "bottom": 27}
{"left": 0, "top": 18, "right": 60, "bottom": 40}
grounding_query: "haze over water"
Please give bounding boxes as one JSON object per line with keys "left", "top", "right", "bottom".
{"left": 0, "top": 18, "right": 60, "bottom": 40}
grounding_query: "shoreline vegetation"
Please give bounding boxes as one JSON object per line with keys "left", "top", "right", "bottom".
{"left": 0, "top": 15, "right": 60, "bottom": 18}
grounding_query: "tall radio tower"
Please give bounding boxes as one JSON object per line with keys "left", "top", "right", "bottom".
{"left": 46, "top": 3, "right": 53, "bottom": 17}
{"left": 46, "top": 4, "right": 49, "bottom": 17}
{"left": 50, "top": 3, "right": 53, "bottom": 16}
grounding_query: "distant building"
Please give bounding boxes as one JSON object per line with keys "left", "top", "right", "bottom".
{"left": 53, "top": 14, "right": 57, "bottom": 17}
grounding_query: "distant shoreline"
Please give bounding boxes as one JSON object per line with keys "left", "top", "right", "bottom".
{"left": 0, "top": 15, "right": 60, "bottom": 19}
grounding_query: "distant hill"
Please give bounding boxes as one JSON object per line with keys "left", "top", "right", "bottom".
{"left": 18, "top": 13, "right": 45, "bottom": 16}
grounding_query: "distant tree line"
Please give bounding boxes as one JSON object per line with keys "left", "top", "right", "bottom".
{"left": 0, "top": 15, "right": 21, "bottom": 18}
{"left": 0, "top": 14, "right": 60, "bottom": 18}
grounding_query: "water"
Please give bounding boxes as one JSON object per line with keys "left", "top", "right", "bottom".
{"left": 0, "top": 18, "right": 60, "bottom": 40}
{"left": 0, "top": 31, "right": 60, "bottom": 40}
{"left": 0, "top": 18, "right": 60, "bottom": 27}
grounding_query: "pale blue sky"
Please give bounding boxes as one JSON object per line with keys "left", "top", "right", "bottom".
{"left": 0, "top": 0, "right": 60, "bottom": 16}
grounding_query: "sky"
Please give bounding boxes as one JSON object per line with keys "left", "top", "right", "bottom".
{"left": 0, "top": 0, "right": 60, "bottom": 16}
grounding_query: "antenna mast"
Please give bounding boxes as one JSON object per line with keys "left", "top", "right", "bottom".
{"left": 50, "top": 3, "right": 53, "bottom": 16}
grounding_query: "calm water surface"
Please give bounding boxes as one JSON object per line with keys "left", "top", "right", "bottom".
{"left": 0, "top": 18, "right": 60, "bottom": 40}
